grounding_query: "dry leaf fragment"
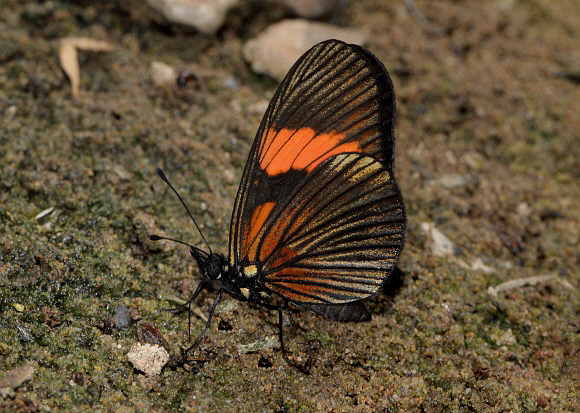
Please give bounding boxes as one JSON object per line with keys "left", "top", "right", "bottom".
{"left": 487, "top": 274, "right": 576, "bottom": 299}
{"left": 59, "top": 37, "right": 113, "bottom": 97}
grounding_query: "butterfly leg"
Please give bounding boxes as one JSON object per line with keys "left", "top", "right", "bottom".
{"left": 184, "top": 288, "right": 223, "bottom": 353}
{"left": 286, "top": 303, "right": 307, "bottom": 334}
{"left": 161, "top": 300, "right": 191, "bottom": 315}
{"left": 178, "top": 287, "right": 243, "bottom": 366}
{"left": 162, "top": 280, "right": 207, "bottom": 315}
{"left": 277, "top": 307, "right": 313, "bottom": 375}
{"left": 162, "top": 280, "right": 208, "bottom": 339}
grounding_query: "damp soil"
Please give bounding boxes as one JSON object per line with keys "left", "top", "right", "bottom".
{"left": 1, "top": 1, "right": 578, "bottom": 412}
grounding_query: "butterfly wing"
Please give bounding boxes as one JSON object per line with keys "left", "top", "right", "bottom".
{"left": 229, "top": 40, "right": 405, "bottom": 311}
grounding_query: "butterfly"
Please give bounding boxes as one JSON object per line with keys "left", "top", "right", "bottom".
{"left": 151, "top": 39, "right": 406, "bottom": 373}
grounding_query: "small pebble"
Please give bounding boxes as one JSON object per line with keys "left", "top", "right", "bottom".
{"left": 274, "top": 0, "right": 340, "bottom": 18}
{"left": 12, "top": 303, "right": 24, "bottom": 312}
{"left": 0, "top": 364, "right": 35, "bottom": 390}
{"left": 146, "top": 0, "right": 238, "bottom": 34}
{"left": 113, "top": 305, "right": 131, "bottom": 329}
{"left": 127, "top": 343, "right": 169, "bottom": 376}
{"left": 150, "top": 61, "right": 176, "bottom": 88}
{"left": 237, "top": 335, "right": 278, "bottom": 354}
{"left": 421, "top": 222, "right": 454, "bottom": 257}
{"left": 244, "top": 19, "right": 368, "bottom": 80}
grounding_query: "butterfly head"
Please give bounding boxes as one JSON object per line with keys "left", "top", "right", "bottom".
{"left": 190, "top": 247, "right": 225, "bottom": 281}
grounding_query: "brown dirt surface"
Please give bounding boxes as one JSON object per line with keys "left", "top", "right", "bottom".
{"left": 1, "top": 1, "right": 578, "bottom": 412}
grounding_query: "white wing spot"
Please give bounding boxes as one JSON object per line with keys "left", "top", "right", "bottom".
{"left": 242, "top": 264, "right": 258, "bottom": 278}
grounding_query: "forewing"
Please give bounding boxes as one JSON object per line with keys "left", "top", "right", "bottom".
{"left": 230, "top": 39, "right": 399, "bottom": 266}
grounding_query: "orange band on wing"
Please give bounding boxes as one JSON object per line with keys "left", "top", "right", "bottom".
{"left": 249, "top": 202, "right": 275, "bottom": 242}
{"left": 260, "top": 127, "right": 361, "bottom": 176}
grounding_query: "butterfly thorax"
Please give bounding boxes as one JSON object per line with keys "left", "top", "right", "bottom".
{"left": 222, "top": 262, "right": 273, "bottom": 306}
{"left": 191, "top": 247, "right": 272, "bottom": 306}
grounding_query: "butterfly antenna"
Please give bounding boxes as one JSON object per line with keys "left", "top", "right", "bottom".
{"left": 148, "top": 234, "right": 207, "bottom": 257}
{"left": 154, "top": 167, "right": 213, "bottom": 254}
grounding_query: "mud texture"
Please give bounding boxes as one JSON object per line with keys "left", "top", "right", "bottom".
{"left": 1, "top": 1, "right": 578, "bottom": 412}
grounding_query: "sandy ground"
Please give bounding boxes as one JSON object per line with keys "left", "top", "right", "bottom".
{"left": 1, "top": 0, "right": 578, "bottom": 411}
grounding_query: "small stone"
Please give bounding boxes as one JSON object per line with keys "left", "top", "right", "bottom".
{"left": 237, "top": 335, "right": 278, "bottom": 354}
{"left": 536, "top": 396, "right": 548, "bottom": 408}
{"left": 516, "top": 202, "right": 531, "bottom": 217}
{"left": 150, "top": 61, "right": 176, "bottom": 88}
{"left": 274, "top": 0, "right": 340, "bottom": 18}
{"left": 243, "top": 19, "right": 368, "bottom": 80}
{"left": 223, "top": 168, "right": 235, "bottom": 184}
{"left": 12, "top": 303, "right": 24, "bottom": 312}
{"left": 421, "top": 222, "right": 454, "bottom": 257}
{"left": 492, "top": 328, "right": 517, "bottom": 346}
{"left": 146, "top": 0, "right": 238, "bottom": 34}
{"left": 0, "top": 364, "right": 35, "bottom": 389}
{"left": 112, "top": 164, "right": 132, "bottom": 181}
{"left": 127, "top": 343, "right": 169, "bottom": 376}
{"left": 221, "top": 75, "right": 239, "bottom": 89}
{"left": 6, "top": 105, "right": 17, "bottom": 118}
{"left": 428, "top": 173, "right": 468, "bottom": 189}
{"left": 113, "top": 305, "right": 132, "bottom": 329}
